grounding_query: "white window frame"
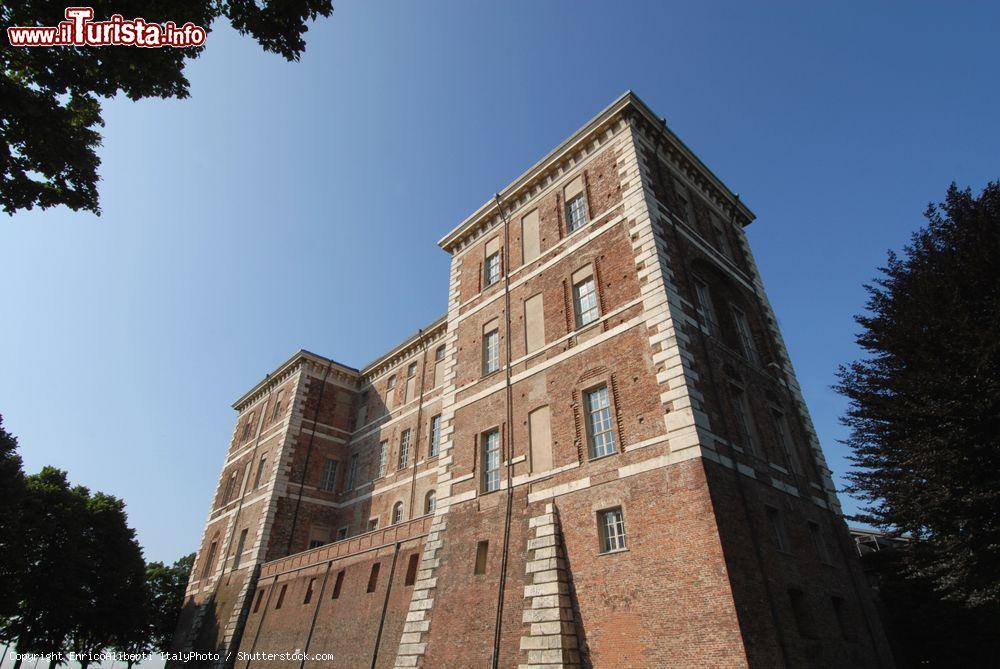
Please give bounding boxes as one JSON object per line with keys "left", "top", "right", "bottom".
{"left": 481, "top": 429, "right": 500, "bottom": 493}
{"left": 392, "top": 502, "right": 404, "bottom": 525}
{"left": 573, "top": 276, "right": 599, "bottom": 328}
{"left": 483, "top": 329, "right": 500, "bottom": 375}
{"left": 429, "top": 414, "right": 441, "bottom": 458}
{"left": 425, "top": 490, "right": 436, "bottom": 514}
{"left": 377, "top": 441, "right": 388, "bottom": 477}
{"left": 320, "top": 458, "right": 338, "bottom": 492}
{"left": 585, "top": 386, "right": 616, "bottom": 458}
{"left": 484, "top": 251, "right": 501, "bottom": 287}
{"left": 565, "top": 193, "right": 587, "bottom": 233}
{"left": 397, "top": 429, "right": 411, "bottom": 470}
{"left": 598, "top": 507, "right": 627, "bottom": 553}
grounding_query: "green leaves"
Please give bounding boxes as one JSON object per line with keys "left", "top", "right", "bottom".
{"left": 837, "top": 181, "right": 1000, "bottom": 607}
{"left": 0, "top": 0, "right": 333, "bottom": 215}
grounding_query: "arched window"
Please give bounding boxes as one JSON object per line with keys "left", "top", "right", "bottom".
{"left": 392, "top": 502, "right": 404, "bottom": 525}
{"left": 425, "top": 490, "right": 436, "bottom": 515}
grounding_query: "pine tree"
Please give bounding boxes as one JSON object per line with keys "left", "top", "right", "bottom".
{"left": 837, "top": 181, "right": 1000, "bottom": 606}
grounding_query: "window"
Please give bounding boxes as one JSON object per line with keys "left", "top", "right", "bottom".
{"left": 484, "top": 252, "right": 500, "bottom": 286}
{"left": 303, "top": 578, "right": 315, "bottom": 604}
{"left": 253, "top": 456, "right": 268, "bottom": 489}
{"left": 429, "top": 415, "right": 441, "bottom": 458}
{"left": 808, "top": 521, "right": 831, "bottom": 564}
{"left": 275, "top": 583, "right": 287, "bottom": 609}
{"left": 692, "top": 277, "right": 718, "bottom": 334}
{"left": 346, "top": 454, "right": 359, "bottom": 489}
{"left": 366, "top": 563, "right": 380, "bottom": 593}
{"left": 598, "top": 507, "right": 627, "bottom": 553}
{"left": 481, "top": 429, "right": 500, "bottom": 493}
{"left": 766, "top": 506, "right": 790, "bottom": 553}
{"left": 202, "top": 540, "right": 218, "bottom": 578}
{"left": 335, "top": 527, "right": 348, "bottom": 541}
{"left": 253, "top": 589, "right": 264, "bottom": 613}
{"left": 367, "top": 518, "right": 379, "bottom": 532}
{"left": 586, "top": 386, "right": 616, "bottom": 458}
{"left": 404, "top": 554, "right": 419, "bottom": 586}
{"left": 731, "top": 306, "right": 759, "bottom": 365}
{"left": 710, "top": 215, "right": 732, "bottom": 258}
{"left": 377, "top": 441, "right": 388, "bottom": 477}
{"left": 221, "top": 472, "right": 238, "bottom": 505}
{"left": 788, "top": 588, "right": 816, "bottom": 638}
{"left": 831, "top": 596, "right": 853, "bottom": 640}
{"left": 565, "top": 193, "right": 587, "bottom": 233}
{"left": 240, "top": 412, "right": 254, "bottom": 442}
{"left": 271, "top": 390, "right": 285, "bottom": 421}
{"left": 331, "top": 570, "right": 345, "bottom": 599}
{"left": 405, "top": 362, "right": 418, "bottom": 402}
{"left": 771, "top": 410, "right": 797, "bottom": 471}
{"left": 424, "top": 490, "right": 436, "bottom": 514}
{"left": 483, "top": 329, "right": 500, "bottom": 375}
{"left": 233, "top": 528, "right": 248, "bottom": 569}
{"left": 730, "top": 385, "right": 759, "bottom": 454}
{"left": 573, "top": 276, "right": 599, "bottom": 328}
{"left": 392, "top": 502, "right": 404, "bottom": 525}
{"left": 674, "top": 179, "right": 697, "bottom": 225}
{"left": 386, "top": 375, "right": 396, "bottom": 409}
{"left": 356, "top": 391, "right": 368, "bottom": 428}
{"left": 434, "top": 345, "right": 446, "bottom": 387}
{"left": 397, "top": 429, "right": 411, "bottom": 470}
{"left": 474, "top": 540, "right": 489, "bottom": 575}
{"left": 320, "top": 458, "right": 338, "bottom": 492}
{"left": 308, "top": 539, "right": 325, "bottom": 549}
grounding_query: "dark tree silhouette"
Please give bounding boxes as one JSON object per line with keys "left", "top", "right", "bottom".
{"left": 69, "top": 493, "right": 148, "bottom": 669}
{"left": 0, "top": 417, "right": 26, "bottom": 636}
{"left": 1, "top": 0, "right": 333, "bottom": 216}
{"left": 146, "top": 554, "right": 195, "bottom": 652}
{"left": 837, "top": 181, "right": 1000, "bottom": 606}
{"left": 8, "top": 468, "right": 90, "bottom": 669}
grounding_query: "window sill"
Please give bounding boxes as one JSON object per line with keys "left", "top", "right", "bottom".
{"left": 587, "top": 451, "right": 618, "bottom": 463}
{"left": 598, "top": 547, "right": 629, "bottom": 557}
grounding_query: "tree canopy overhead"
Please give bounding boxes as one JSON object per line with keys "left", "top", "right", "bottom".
{"left": 837, "top": 181, "right": 1000, "bottom": 607}
{"left": 1, "top": 0, "right": 334, "bottom": 216}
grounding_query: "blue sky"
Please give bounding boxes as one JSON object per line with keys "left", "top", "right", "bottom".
{"left": 2, "top": 1, "right": 998, "bottom": 565}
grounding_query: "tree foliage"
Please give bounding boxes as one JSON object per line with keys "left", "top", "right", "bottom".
{"left": 837, "top": 182, "right": 1000, "bottom": 606}
{"left": 0, "top": 416, "right": 26, "bottom": 628}
{"left": 9, "top": 467, "right": 91, "bottom": 668}
{"left": 145, "top": 553, "right": 195, "bottom": 652}
{"left": 1, "top": 0, "right": 333, "bottom": 216}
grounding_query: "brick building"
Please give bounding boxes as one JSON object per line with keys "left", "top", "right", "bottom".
{"left": 170, "top": 92, "right": 895, "bottom": 668}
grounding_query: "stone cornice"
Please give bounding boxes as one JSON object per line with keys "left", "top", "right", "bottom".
{"left": 232, "top": 350, "right": 359, "bottom": 412}
{"left": 359, "top": 315, "right": 447, "bottom": 384}
{"left": 438, "top": 90, "right": 755, "bottom": 254}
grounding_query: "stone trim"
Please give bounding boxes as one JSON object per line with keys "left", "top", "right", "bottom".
{"left": 518, "top": 503, "right": 580, "bottom": 668}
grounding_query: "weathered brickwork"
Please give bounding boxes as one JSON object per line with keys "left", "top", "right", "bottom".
{"left": 171, "top": 92, "right": 894, "bottom": 668}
